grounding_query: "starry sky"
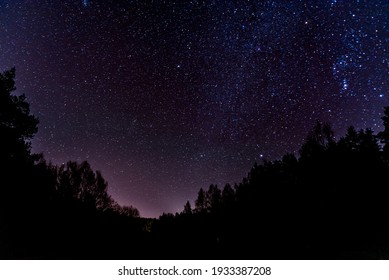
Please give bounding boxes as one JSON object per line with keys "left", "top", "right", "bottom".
{"left": 0, "top": 0, "right": 388, "bottom": 217}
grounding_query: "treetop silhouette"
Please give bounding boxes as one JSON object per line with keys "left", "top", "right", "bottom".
{"left": 0, "top": 68, "right": 39, "bottom": 164}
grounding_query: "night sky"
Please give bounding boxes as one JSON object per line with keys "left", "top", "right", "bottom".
{"left": 0, "top": 0, "right": 387, "bottom": 217}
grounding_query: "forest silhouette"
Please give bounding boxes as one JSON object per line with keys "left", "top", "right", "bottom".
{"left": 1, "top": 68, "right": 389, "bottom": 259}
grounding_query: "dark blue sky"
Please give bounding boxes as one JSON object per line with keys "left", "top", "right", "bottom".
{"left": 1, "top": 0, "right": 387, "bottom": 217}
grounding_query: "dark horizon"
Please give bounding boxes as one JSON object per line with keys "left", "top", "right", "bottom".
{"left": 1, "top": 0, "right": 387, "bottom": 217}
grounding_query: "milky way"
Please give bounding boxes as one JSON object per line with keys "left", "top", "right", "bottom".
{"left": 0, "top": 0, "right": 387, "bottom": 217}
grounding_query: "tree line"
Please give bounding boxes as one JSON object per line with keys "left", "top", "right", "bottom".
{"left": 0, "top": 68, "right": 142, "bottom": 259}
{"left": 161, "top": 114, "right": 389, "bottom": 259}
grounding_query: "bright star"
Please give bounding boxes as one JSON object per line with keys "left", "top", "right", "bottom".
{"left": 342, "top": 78, "right": 349, "bottom": 91}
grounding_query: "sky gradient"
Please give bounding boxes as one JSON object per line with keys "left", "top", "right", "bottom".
{"left": 0, "top": 0, "right": 388, "bottom": 217}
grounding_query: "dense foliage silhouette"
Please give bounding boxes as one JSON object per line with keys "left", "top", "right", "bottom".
{"left": 167, "top": 119, "right": 389, "bottom": 259}
{"left": 1, "top": 69, "right": 389, "bottom": 259}
{"left": 0, "top": 69, "right": 142, "bottom": 259}
{"left": 154, "top": 113, "right": 389, "bottom": 259}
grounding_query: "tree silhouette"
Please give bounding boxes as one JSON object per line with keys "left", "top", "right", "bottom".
{"left": 56, "top": 160, "right": 118, "bottom": 211}
{"left": 338, "top": 126, "right": 359, "bottom": 152}
{"left": 0, "top": 69, "right": 145, "bottom": 259}
{"left": 299, "top": 121, "right": 334, "bottom": 160}
{"left": 378, "top": 106, "right": 389, "bottom": 159}
{"left": 221, "top": 183, "right": 235, "bottom": 209}
{"left": 0, "top": 69, "right": 43, "bottom": 259}
{"left": 118, "top": 205, "right": 140, "bottom": 218}
{"left": 175, "top": 109, "right": 389, "bottom": 259}
{"left": 206, "top": 184, "right": 221, "bottom": 212}
{"left": 195, "top": 187, "right": 206, "bottom": 213}
{"left": 0, "top": 68, "right": 39, "bottom": 164}
{"left": 182, "top": 200, "right": 192, "bottom": 215}
{"left": 358, "top": 128, "right": 380, "bottom": 156}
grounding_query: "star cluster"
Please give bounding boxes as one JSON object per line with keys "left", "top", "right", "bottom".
{"left": 0, "top": 0, "right": 387, "bottom": 217}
